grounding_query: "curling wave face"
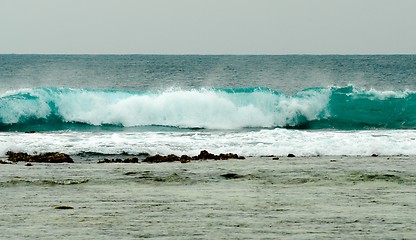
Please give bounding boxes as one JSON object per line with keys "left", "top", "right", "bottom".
{"left": 0, "top": 86, "right": 415, "bottom": 131}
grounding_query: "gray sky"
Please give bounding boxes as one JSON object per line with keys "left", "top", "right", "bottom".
{"left": 1, "top": 0, "right": 415, "bottom": 54}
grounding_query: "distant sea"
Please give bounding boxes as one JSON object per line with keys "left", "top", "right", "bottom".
{"left": 1, "top": 55, "right": 415, "bottom": 157}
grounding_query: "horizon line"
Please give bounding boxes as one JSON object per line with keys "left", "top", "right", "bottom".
{"left": 1, "top": 53, "right": 416, "bottom": 56}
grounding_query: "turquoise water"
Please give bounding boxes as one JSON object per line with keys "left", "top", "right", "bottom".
{"left": 0, "top": 86, "right": 415, "bottom": 131}
{"left": 1, "top": 55, "right": 415, "bottom": 156}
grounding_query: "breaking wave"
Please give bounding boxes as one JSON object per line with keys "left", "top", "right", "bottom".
{"left": 1, "top": 86, "right": 415, "bottom": 131}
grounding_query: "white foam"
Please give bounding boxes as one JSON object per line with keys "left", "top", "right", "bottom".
{"left": 54, "top": 89, "right": 276, "bottom": 129}
{"left": 273, "top": 89, "right": 330, "bottom": 126}
{"left": 351, "top": 87, "right": 411, "bottom": 100}
{"left": 2, "top": 129, "right": 415, "bottom": 157}
{"left": 54, "top": 88, "right": 332, "bottom": 129}
{"left": 1, "top": 88, "right": 333, "bottom": 129}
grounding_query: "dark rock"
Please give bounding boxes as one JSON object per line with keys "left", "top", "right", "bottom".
{"left": 143, "top": 154, "right": 163, "bottom": 163}
{"left": 143, "top": 154, "right": 181, "bottom": 163}
{"left": 219, "top": 153, "right": 242, "bottom": 160}
{"left": 287, "top": 153, "right": 296, "bottom": 158}
{"left": 124, "top": 157, "right": 139, "bottom": 163}
{"left": 220, "top": 173, "right": 244, "bottom": 179}
{"left": 180, "top": 155, "right": 192, "bottom": 163}
{"left": 6, "top": 151, "right": 73, "bottom": 163}
{"left": 371, "top": 154, "right": 378, "bottom": 157}
{"left": 198, "top": 150, "right": 216, "bottom": 160}
{"left": 97, "top": 157, "right": 139, "bottom": 164}
{"left": 143, "top": 154, "right": 161, "bottom": 163}
{"left": 54, "top": 205, "right": 74, "bottom": 210}
{"left": 25, "top": 163, "right": 33, "bottom": 166}
{"left": 166, "top": 154, "right": 180, "bottom": 162}
{"left": 272, "top": 157, "right": 280, "bottom": 160}
{"left": 143, "top": 150, "right": 245, "bottom": 163}
{"left": 197, "top": 150, "right": 245, "bottom": 160}
{"left": 36, "top": 152, "right": 73, "bottom": 163}
{"left": 6, "top": 152, "right": 31, "bottom": 162}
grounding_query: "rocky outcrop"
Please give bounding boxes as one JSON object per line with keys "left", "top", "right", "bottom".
{"left": 143, "top": 150, "right": 245, "bottom": 163}
{"left": 142, "top": 154, "right": 180, "bottom": 163}
{"left": 97, "top": 157, "right": 139, "bottom": 164}
{"left": 6, "top": 151, "right": 74, "bottom": 163}
{"left": 0, "top": 159, "right": 13, "bottom": 164}
{"left": 197, "top": 150, "right": 244, "bottom": 160}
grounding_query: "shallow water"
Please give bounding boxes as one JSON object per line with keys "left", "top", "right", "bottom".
{"left": 1, "top": 156, "right": 415, "bottom": 239}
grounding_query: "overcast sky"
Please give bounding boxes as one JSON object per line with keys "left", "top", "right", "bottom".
{"left": 1, "top": 0, "right": 415, "bottom": 54}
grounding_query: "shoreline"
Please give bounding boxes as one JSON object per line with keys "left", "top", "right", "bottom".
{"left": 2, "top": 149, "right": 415, "bottom": 164}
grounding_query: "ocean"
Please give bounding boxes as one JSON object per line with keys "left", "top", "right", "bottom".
{"left": 1, "top": 54, "right": 415, "bottom": 157}
{"left": 1, "top": 55, "right": 416, "bottom": 239}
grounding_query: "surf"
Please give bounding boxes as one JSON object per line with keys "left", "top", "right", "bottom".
{"left": 0, "top": 86, "right": 415, "bottom": 131}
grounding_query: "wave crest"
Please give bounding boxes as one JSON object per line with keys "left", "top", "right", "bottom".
{"left": 0, "top": 86, "right": 415, "bottom": 131}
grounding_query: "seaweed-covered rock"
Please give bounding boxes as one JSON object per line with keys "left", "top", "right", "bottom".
{"left": 143, "top": 154, "right": 163, "bottom": 163}
{"left": 143, "top": 154, "right": 180, "bottom": 163}
{"left": 180, "top": 155, "right": 192, "bottom": 163}
{"left": 97, "top": 157, "right": 139, "bottom": 164}
{"left": 195, "top": 150, "right": 245, "bottom": 160}
{"left": 6, "top": 152, "right": 31, "bottom": 162}
{"left": 143, "top": 150, "right": 245, "bottom": 163}
{"left": 123, "top": 157, "right": 139, "bottom": 163}
{"left": 218, "top": 153, "right": 245, "bottom": 160}
{"left": 166, "top": 154, "right": 180, "bottom": 162}
{"left": 6, "top": 152, "right": 73, "bottom": 163}
{"left": 197, "top": 150, "right": 217, "bottom": 160}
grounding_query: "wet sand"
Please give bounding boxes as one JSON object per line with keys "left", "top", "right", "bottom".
{"left": 1, "top": 156, "right": 416, "bottom": 239}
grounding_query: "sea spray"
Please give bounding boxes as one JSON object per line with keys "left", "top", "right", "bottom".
{"left": 0, "top": 86, "right": 415, "bottom": 131}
